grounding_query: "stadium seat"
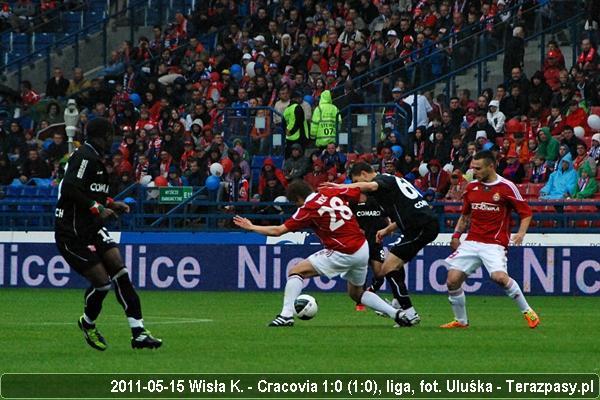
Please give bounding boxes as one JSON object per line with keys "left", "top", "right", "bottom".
{"left": 5, "top": 186, "right": 23, "bottom": 197}
{"left": 33, "top": 33, "right": 54, "bottom": 53}
{"left": 21, "top": 187, "right": 38, "bottom": 197}
{"left": 11, "top": 33, "right": 31, "bottom": 54}
{"left": 64, "top": 12, "right": 83, "bottom": 33}
{"left": 88, "top": 0, "right": 108, "bottom": 13}
{"left": 50, "top": 186, "right": 59, "bottom": 198}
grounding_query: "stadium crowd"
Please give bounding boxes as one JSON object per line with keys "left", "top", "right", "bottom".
{"left": 2, "top": 0, "right": 600, "bottom": 211}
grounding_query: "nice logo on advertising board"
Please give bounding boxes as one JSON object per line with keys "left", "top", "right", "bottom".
{"left": 0, "top": 233, "right": 598, "bottom": 295}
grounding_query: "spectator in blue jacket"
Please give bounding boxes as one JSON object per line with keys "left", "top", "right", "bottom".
{"left": 540, "top": 153, "right": 577, "bottom": 199}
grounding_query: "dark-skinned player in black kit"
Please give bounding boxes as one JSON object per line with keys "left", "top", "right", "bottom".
{"left": 55, "top": 117, "right": 162, "bottom": 351}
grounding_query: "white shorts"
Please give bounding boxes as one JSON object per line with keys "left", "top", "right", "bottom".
{"left": 445, "top": 240, "right": 508, "bottom": 276}
{"left": 308, "top": 241, "right": 369, "bottom": 287}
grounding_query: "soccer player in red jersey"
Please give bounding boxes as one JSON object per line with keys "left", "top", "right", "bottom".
{"left": 441, "top": 150, "right": 540, "bottom": 329}
{"left": 233, "top": 180, "right": 405, "bottom": 327}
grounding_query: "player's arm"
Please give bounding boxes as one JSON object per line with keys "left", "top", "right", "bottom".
{"left": 375, "top": 222, "right": 397, "bottom": 244}
{"left": 507, "top": 195, "right": 533, "bottom": 245}
{"left": 450, "top": 213, "right": 471, "bottom": 250}
{"left": 319, "top": 181, "right": 379, "bottom": 193}
{"left": 233, "top": 215, "right": 289, "bottom": 236}
{"left": 61, "top": 154, "right": 116, "bottom": 219}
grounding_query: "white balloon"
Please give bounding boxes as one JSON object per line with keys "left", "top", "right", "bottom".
{"left": 418, "top": 163, "right": 429, "bottom": 177}
{"left": 246, "top": 61, "right": 256, "bottom": 78}
{"left": 443, "top": 163, "right": 454, "bottom": 173}
{"left": 587, "top": 114, "right": 600, "bottom": 130}
{"left": 146, "top": 181, "right": 159, "bottom": 200}
{"left": 273, "top": 195, "right": 288, "bottom": 212}
{"left": 574, "top": 126, "right": 585, "bottom": 139}
{"left": 210, "top": 163, "right": 224, "bottom": 177}
{"left": 140, "top": 174, "right": 152, "bottom": 186}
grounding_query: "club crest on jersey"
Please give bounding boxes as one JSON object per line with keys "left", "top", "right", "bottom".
{"left": 493, "top": 192, "right": 501, "bottom": 201}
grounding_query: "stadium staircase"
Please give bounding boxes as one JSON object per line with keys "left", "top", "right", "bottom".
{"left": 1, "top": 0, "right": 200, "bottom": 91}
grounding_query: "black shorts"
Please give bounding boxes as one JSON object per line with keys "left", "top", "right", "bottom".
{"left": 389, "top": 218, "right": 440, "bottom": 263}
{"left": 368, "top": 239, "right": 386, "bottom": 263}
{"left": 55, "top": 227, "right": 118, "bottom": 275}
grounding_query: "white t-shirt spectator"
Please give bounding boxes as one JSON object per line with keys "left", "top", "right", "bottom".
{"left": 404, "top": 94, "right": 433, "bottom": 132}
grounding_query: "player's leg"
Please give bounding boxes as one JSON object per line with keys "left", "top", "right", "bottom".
{"left": 441, "top": 268, "right": 469, "bottom": 328}
{"left": 98, "top": 232, "right": 162, "bottom": 348}
{"left": 348, "top": 283, "right": 402, "bottom": 322}
{"left": 345, "top": 258, "right": 408, "bottom": 327}
{"left": 490, "top": 271, "right": 540, "bottom": 328}
{"left": 442, "top": 241, "right": 481, "bottom": 328}
{"left": 56, "top": 237, "right": 111, "bottom": 350}
{"left": 270, "top": 259, "right": 320, "bottom": 326}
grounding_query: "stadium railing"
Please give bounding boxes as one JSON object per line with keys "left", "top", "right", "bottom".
{"left": 403, "top": 11, "right": 586, "bottom": 106}
{"left": 331, "top": 0, "right": 560, "bottom": 100}
{"left": 1, "top": 184, "right": 599, "bottom": 232}
{"left": 335, "top": 103, "right": 409, "bottom": 152}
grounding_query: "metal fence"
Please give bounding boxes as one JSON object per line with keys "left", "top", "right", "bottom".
{"left": 1, "top": 184, "right": 598, "bottom": 233}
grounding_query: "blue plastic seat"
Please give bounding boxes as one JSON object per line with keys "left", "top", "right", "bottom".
{"left": 5, "top": 186, "right": 23, "bottom": 197}
{"left": 50, "top": 186, "right": 59, "bottom": 198}
{"left": 37, "top": 187, "right": 52, "bottom": 198}
{"left": 34, "top": 33, "right": 54, "bottom": 52}
{"left": 11, "top": 33, "right": 31, "bottom": 54}
{"left": 64, "top": 12, "right": 83, "bottom": 33}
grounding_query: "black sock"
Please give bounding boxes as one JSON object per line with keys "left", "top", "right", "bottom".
{"left": 369, "top": 277, "right": 385, "bottom": 292}
{"left": 112, "top": 269, "right": 143, "bottom": 335}
{"left": 83, "top": 283, "right": 111, "bottom": 325}
{"left": 132, "top": 327, "right": 145, "bottom": 337}
{"left": 385, "top": 269, "right": 413, "bottom": 309}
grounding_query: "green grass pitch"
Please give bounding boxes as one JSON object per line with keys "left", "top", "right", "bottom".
{"left": 1, "top": 288, "right": 599, "bottom": 373}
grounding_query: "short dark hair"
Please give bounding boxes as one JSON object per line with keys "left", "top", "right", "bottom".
{"left": 286, "top": 179, "right": 313, "bottom": 202}
{"left": 349, "top": 161, "right": 374, "bottom": 177}
{"left": 473, "top": 150, "right": 496, "bottom": 165}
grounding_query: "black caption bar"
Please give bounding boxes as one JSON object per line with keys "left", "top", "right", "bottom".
{"left": 1, "top": 373, "right": 598, "bottom": 399}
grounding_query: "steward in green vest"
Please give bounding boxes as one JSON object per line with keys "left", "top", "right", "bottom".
{"left": 311, "top": 90, "right": 340, "bottom": 149}
{"left": 283, "top": 91, "right": 310, "bottom": 158}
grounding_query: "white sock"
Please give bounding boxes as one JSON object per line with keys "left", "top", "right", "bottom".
{"left": 504, "top": 279, "right": 530, "bottom": 313}
{"left": 403, "top": 306, "right": 417, "bottom": 319}
{"left": 448, "top": 288, "right": 468, "bottom": 324}
{"left": 360, "top": 291, "right": 398, "bottom": 318}
{"left": 127, "top": 317, "right": 144, "bottom": 329}
{"left": 83, "top": 314, "right": 95, "bottom": 326}
{"left": 280, "top": 275, "right": 304, "bottom": 318}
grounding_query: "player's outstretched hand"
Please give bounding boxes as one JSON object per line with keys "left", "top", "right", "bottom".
{"left": 99, "top": 207, "right": 117, "bottom": 219}
{"left": 233, "top": 215, "right": 253, "bottom": 230}
{"left": 319, "top": 182, "right": 342, "bottom": 190}
{"left": 109, "top": 201, "right": 130, "bottom": 214}
{"left": 450, "top": 237, "right": 461, "bottom": 250}
{"left": 510, "top": 232, "right": 525, "bottom": 246}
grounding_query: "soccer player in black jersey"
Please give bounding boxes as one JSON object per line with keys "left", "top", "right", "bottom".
{"left": 350, "top": 193, "right": 415, "bottom": 314}
{"left": 55, "top": 118, "right": 162, "bottom": 350}
{"left": 322, "top": 162, "right": 440, "bottom": 326}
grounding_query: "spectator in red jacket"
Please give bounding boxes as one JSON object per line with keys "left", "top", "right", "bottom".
{"left": 303, "top": 159, "right": 328, "bottom": 190}
{"left": 543, "top": 51, "right": 562, "bottom": 92}
{"left": 420, "top": 158, "right": 450, "bottom": 199}
{"left": 258, "top": 157, "right": 287, "bottom": 195}
{"left": 564, "top": 100, "right": 590, "bottom": 134}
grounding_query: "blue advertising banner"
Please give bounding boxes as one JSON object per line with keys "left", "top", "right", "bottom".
{"left": 0, "top": 232, "right": 599, "bottom": 295}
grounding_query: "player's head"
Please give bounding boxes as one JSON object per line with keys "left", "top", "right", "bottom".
{"left": 286, "top": 179, "right": 313, "bottom": 206}
{"left": 86, "top": 117, "right": 114, "bottom": 152}
{"left": 471, "top": 150, "right": 497, "bottom": 183}
{"left": 349, "top": 162, "right": 377, "bottom": 183}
